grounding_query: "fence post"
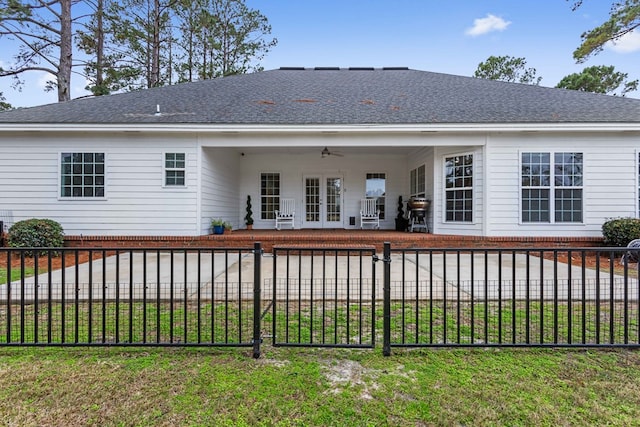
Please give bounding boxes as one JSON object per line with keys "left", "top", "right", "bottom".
{"left": 383, "top": 242, "right": 392, "bottom": 357}
{"left": 253, "top": 242, "right": 262, "bottom": 358}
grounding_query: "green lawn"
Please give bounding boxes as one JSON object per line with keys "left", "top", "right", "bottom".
{"left": 0, "top": 299, "right": 636, "bottom": 347}
{"left": 1, "top": 262, "right": 639, "bottom": 424}
{"left": 0, "top": 346, "right": 638, "bottom": 426}
{"left": 0, "top": 267, "right": 35, "bottom": 285}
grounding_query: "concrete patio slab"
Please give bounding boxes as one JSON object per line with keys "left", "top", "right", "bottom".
{"left": 1, "top": 250, "right": 637, "bottom": 302}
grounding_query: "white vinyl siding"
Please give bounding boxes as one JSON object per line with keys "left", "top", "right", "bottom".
{"left": 486, "top": 133, "right": 637, "bottom": 237}
{"left": 3, "top": 129, "right": 640, "bottom": 239}
{"left": 0, "top": 134, "right": 199, "bottom": 236}
{"left": 200, "top": 147, "right": 241, "bottom": 233}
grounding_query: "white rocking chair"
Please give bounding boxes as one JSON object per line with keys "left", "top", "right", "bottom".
{"left": 275, "top": 199, "right": 295, "bottom": 230}
{"left": 360, "top": 198, "right": 380, "bottom": 229}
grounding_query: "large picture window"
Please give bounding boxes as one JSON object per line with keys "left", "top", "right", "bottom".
{"left": 366, "top": 173, "right": 386, "bottom": 219}
{"left": 261, "top": 173, "right": 280, "bottom": 220}
{"left": 444, "top": 154, "right": 473, "bottom": 222}
{"left": 164, "top": 153, "right": 185, "bottom": 186}
{"left": 60, "top": 152, "right": 105, "bottom": 198}
{"left": 521, "top": 152, "right": 583, "bottom": 223}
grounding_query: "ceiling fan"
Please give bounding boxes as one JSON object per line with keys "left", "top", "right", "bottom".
{"left": 321, "top": 147, "right": 344, "bottom": 158}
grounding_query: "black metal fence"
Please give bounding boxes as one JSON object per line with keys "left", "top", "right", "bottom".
{"left": 0, "top": 244, "right": 262, "bottom": 358}
{"left": 2, "top": 242, "right": 640, "bottom": 356}
{"left": 383, "top": 243, "right": 640, "bottom": 355}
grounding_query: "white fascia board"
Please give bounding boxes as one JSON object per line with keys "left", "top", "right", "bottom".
{"left": 0, "top": 122, "right": 639, "bottom": 134}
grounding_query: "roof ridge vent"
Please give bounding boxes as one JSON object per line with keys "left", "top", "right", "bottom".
{"left": 314, "top": 67, "right": 340, "bottom": 71}
{"left": 382, "top": 67, "right": 409, "bottom": 71}
{"left": 348, "top": 67, "right": 375, "bottom": 71}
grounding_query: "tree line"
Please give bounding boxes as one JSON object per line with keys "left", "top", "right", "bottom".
{"left": 0, "top": 0, "right": 638, "bottom": 111}
{"left": 474, "top": 1, "right": 639, "bottom": 96}
{"left": 0, "top": 0, "right": 276, "bottom": 107}
{"left": 474, "top": 57, "right": 638, "bottom": 96}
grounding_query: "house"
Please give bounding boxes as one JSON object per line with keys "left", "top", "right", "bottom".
{"left": 0, "top": 67, "right": 639, "bottom": 238}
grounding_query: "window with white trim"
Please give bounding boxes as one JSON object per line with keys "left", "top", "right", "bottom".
{"left": 444, "top": 154, "right": 473, "bottom": 222}
{"left": 366, "top": 173, "right": 386, "bottom": 219}
{"left": 164, "top": 153, "right": 185, "bottom": 186}
{"left": 521, "top": 152, "right": 583, "bottom": 223}
{"left": 261, "top": 173, "right": 280, "bottom": 220}
{"left": 410, "top": 165, "right": 426, "bottom": 197}
{"left": 60, "top": 152, "right": 105, "bottom": 198}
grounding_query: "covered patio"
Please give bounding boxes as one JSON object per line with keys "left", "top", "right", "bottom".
{"left": 201, "top": 140, "right": 448, "bottom": 234}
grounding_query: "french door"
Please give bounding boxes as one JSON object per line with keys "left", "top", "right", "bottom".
{"left": 303, "top": 175, "right": 343, "bottom": 228}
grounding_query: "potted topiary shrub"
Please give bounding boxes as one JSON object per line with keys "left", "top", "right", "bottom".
{"left": 211, "top": 218, "right": 226, "bottom": 235}
{"left": 395, "top": 196, "right": 408, "bottom": 231}
{"left": 245, "top": 195, "right": 254, "bottom": 230}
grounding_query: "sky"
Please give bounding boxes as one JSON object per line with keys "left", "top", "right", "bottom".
{"left": 1, "top": 0, "right": 639, "bottom": 108}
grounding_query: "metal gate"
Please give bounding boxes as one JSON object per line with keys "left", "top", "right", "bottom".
{"left": 269, "top": 246, "right": 377, "bottom": 348}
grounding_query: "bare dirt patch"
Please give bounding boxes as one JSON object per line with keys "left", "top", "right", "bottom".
{"left": 320, "top": 359, "right": 380, "bottom": 400}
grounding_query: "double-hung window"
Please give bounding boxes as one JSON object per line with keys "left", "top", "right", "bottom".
{"left": 521, "top": 152, "right": 583, "bottom": 223}
{"left": 261, "top": 173, "right": 280, "bottom": 220}
{"left": 60, "top": 152, "right": 105, "bottom": 198}
{"left": 165, "top": 153, "right": 186, "bottom": 186}
{"left": 444, "top": 154, "right": 473, "bottom": 222}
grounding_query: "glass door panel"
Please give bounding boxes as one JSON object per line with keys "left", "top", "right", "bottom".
{"left": 305, "top": 177, "right": 320, "bottom": 225}
{"left": 325, "top": 177, "right": 342, "bottom": 226}
{"left": 303, "top": 175, "right": 343, "bottom": 228}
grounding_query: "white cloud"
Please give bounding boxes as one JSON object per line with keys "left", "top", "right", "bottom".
{"left": 36, "top": 72, "right": 53, "bottom": 90}
{"left": 465, "top": 14, "right": 511, "bottom": 37}
{"left": 605, "top": 30, "right": 640, "bottom": 53}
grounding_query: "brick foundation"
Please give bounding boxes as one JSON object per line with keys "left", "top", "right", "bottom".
{"left": 63, "top": 230, "right": 605, "bottom": 253}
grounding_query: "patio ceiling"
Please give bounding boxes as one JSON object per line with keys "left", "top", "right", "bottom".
{"left": 227, "top": 146, "right": 418, "bottom": 155}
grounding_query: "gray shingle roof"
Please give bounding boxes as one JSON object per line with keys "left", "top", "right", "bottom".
{"left": 1, "top": 68, "right": 639, "bottom": 124}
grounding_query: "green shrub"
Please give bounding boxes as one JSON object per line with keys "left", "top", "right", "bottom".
{"left": 602, "top": 217, "right": 640, "bottom": 247}
{"left": 8, "top": 218, "right": 64, "bottom": 255}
